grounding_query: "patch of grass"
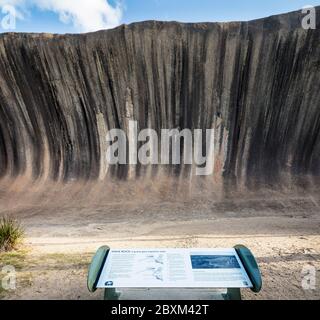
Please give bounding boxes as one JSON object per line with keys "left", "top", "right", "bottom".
{"left": 0, "top": 251, "right": 93, "bottom": 299}
{"left": 0, "top": 216, "right": 24, "bottom": 252}
{"left": 0, "top": 249, "right": 28, "bottom": 269}
{"left": 40, "top": 252, "right": 92, "bottom": 269}
{"left": 0, "top": 249, "right": 28, "bottom": 299}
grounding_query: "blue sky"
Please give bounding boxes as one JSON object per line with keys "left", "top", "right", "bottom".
{"left": 0, "top": 0, "right": 319, "bottom": 34}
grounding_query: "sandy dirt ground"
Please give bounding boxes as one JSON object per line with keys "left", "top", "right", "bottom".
{"left": 0, "top": 181, "right": 320, "bottom": 300}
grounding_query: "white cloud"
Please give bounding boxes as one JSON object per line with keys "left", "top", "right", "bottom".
{"left": 0, "top": 0, "right": 123, "bottom": 32}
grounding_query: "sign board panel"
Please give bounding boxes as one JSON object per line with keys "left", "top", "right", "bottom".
{"left": 97, "top": 248, "right": 253, "bottom": 288}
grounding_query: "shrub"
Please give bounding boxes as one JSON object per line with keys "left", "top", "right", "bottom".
{"left": 0, "top": 216, "right": 24, "bottom": 252}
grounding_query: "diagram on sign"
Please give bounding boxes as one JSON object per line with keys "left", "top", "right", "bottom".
{"left": 136, "top": 254, "right": 164, "bottom": 281}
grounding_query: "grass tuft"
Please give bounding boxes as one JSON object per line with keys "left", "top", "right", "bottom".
{"left": 0, "top": 216, "right": 24, "bottom": 252}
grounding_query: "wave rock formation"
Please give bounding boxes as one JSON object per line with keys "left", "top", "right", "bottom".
{"left": 0, "top": 7, "right": 319, "bottom": 191}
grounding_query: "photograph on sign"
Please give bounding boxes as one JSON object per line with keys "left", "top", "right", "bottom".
{"left": 191, "top": 255, "right": 241, "bottom": 269}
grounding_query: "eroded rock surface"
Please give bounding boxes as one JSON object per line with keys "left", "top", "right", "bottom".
{"left": 0, "top": 8, "right": 319, "bottom": 189}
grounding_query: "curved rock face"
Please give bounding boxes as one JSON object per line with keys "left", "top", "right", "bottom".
{"left": 0, "top": 8, "right": 319, "bottom": 189}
